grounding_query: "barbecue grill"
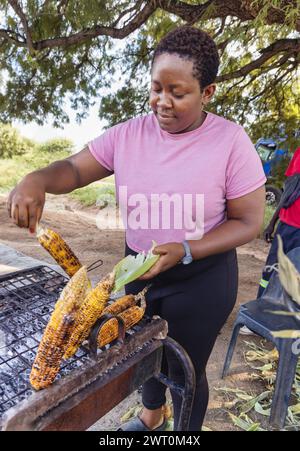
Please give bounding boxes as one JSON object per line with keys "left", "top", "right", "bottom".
{"left": 0, "top": 265, "right": 195, "bottom": 431}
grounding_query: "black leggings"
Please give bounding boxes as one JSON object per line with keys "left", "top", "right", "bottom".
{"left": 124, "top": 243, "right": 238, "bottom": 431}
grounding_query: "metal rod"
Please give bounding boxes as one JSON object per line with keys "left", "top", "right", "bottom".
{"left": 87, "top": 259, "right": 103, "bottom": 273}
{"left": 154, "top": 336, "right": 196, "bottom": 431}
{"left": 88, "top": 313, "right": 126, "bottom": 359}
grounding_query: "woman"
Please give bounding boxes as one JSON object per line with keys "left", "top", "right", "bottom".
{"left": 258, "top": 147, "right": 300, "bottom": 297}
{"left": 7, "top": 26, "right": 266, "bottom": 431}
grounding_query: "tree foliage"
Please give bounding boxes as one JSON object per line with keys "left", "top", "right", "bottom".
{"left": 0, "top": 123, "right": 32, "bottom": 157}
{"left": 38, "top": 137, "right": 74, "bottom": 153}
{"left": 0, "top": 1, "right": 299, "bottom": 146}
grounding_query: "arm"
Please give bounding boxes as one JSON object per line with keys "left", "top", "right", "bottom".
{"left": 189, "top": 185, "right": 265, "bottom": 259}
{"left": 262, "top": 202, "right": 281, "bottom": 243}
{"left": 139, "top": 186, "right": 265, "bottom": 280}
{"left": 7, "top": 147, "right": 112, "bottom": 231}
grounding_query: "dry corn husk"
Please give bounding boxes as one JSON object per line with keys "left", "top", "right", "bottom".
{"left": 277, "top": 234, "right": 300, "bottom": 305}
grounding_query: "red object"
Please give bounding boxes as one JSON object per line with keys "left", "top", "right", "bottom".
{"left": 279, "top": 147, "right": 300, "bottom": 228}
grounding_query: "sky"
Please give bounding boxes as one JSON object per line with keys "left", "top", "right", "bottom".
{"left": 13, "top": 103, "right": 106, "bottom": 152}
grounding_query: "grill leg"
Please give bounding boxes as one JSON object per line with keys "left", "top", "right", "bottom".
{"left": 154, "top": 336, "right": 196, "bottom": 431}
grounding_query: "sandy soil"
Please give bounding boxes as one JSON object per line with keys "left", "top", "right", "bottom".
{"left": 0, "top": 193, "right": 272, "bottom": 431}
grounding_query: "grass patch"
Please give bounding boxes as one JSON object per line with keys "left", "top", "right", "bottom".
{"left": 259, "top": 205, "right": 276, "bottom": 237}
{"left": 0, "top": 148, "right": 71, "bottom": 193}
{"left": 0, "top": 142, "right": 116, "bottom": 208}
{"left": 70, "top": 182, "right": 116, "bottom": 207}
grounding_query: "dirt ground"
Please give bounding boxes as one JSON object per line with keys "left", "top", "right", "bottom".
{"left": 0, "top": 193, "right": 272, "bottom": 431}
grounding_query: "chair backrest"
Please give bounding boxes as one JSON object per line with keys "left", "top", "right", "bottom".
{"left": 261, "top": 246, "right": 300, "bottom": 307}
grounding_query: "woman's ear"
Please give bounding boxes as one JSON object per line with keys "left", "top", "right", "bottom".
{"left": 202, "top": 83, "right": 216, "bottom": 105}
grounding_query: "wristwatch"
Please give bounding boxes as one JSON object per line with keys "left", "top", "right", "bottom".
{"left": 181, "top": 240, "right": 193, "bottom": 265}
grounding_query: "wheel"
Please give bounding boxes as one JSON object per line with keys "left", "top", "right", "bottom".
{"left": 265, "top": 185, "right": 282, "bottom": 206}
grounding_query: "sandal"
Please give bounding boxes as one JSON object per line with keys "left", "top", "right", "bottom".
{"left": 117, "top": 415, "right": 168, "bottom": 431}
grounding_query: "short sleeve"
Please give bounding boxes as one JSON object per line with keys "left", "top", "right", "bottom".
{"left": 88, "top": 126, "right": 118, "bottom": 172}
{"left": 285, "top": 147, "right": 300, "bottom": 176}
{"left": 226, "top": 127, "right": 266, "bottom": 199}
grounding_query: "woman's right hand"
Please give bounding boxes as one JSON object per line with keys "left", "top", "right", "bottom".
{"left": 7, "top": 175, "right": 46, "bottom": 233}
{"left": 262, "top": 224, "right": 274, "bottom": 243}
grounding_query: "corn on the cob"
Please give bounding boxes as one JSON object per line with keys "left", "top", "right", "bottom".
{"left": 97, "top": 305, "right": 145, "bottom": 348}
{"left": 30, "top": 266, "right": 90, "bottom": 390}
{"left": 103, "top": 294, "right": 137, "bottom": 316}
{"left": 37, "top": 226, "right": 82, "bottom": 277}
{"left": 63, "top": 271, "right": 115, "bottom": 359}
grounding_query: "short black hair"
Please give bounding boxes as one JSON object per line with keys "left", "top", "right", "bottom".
{"left": 152, "top": 26, "right": 220, "bottom": 90}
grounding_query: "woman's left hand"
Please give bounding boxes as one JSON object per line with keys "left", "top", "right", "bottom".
{"left": 138, "top": 242, "right": 185, "bottom": 280}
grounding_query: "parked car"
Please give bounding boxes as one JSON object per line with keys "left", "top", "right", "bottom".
{"left": 255, "top": 138, "right": 290, "bottom": 206}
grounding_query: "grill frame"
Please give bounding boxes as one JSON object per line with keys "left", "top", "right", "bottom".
{"left": 0, "top": 265, "right": 169, "bottom": 430}
{"left": 0, "top": 265, "right": 195, "bottom": 431}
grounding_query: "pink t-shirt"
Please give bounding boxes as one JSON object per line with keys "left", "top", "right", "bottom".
{"left": 89, "top": 112, "right": 266, "bottom": 252}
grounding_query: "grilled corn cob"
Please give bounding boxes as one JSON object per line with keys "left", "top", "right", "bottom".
{"left": 30, "top": 266, "right": 90, "bottom": 390}
{"left": 63, "top": 271, "right": 115, "bottom": 359}
{"left": 37, "top": 226, "right": 82, "bottom": 277}
{"left": 97, "top": 305, "right": 145, "bottom": 347}
{"left": 103, "top": 294, "right": 137, "bottom": 316}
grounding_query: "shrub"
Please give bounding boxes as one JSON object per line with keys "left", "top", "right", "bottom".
{"left": 0, "top": 123, "right": 31, "bottom": 158}
{"left": 38, "top": 138, "right": 74, "bottom": 154}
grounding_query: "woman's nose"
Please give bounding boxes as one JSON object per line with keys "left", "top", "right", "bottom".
{"left": 157, "top": 91, "right": 172, "bottom": 109}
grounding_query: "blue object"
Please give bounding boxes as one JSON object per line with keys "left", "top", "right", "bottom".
{"left": 181, "top": 240, "right": 193, "bottom": 265}
{"left": 222, "top": 247, "right": 300, "bottom": 430}
{"left": 255, "top": 138, "right": 289, "bottom": 178}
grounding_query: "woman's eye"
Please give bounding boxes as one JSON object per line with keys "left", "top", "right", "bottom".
{"left": 173, "top": 93, "right": 184, "bottom": 99}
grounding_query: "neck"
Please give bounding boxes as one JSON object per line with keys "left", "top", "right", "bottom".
{"left": 175, "top": 111, "right": 207, "bottom": 134}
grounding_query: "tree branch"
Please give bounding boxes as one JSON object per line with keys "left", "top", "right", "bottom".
{"left": 158, "top": 0, "right": 299, "bottom": 30}
{"left": 0, "top": 28, "right": 26, "bottom": 45}
{"left": 34, "top": 0, "right": 155, "bottom": 50}
{"left": 8, "top": 0, "right": 34, "bottom": 53}
{"left": 217, "top": 38, "right": 300, "bottom": 82}
{"left": 157, "top": 0, "right": 217, "bottom": 23}
{"left": 111, "top": 0, "right": 145, "bottom": 27}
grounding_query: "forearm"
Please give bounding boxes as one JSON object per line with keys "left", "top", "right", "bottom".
{"left": 189, "top": 218, "right": 260, "bottom": 260}
{"left": 268, "top": 204, "right": 281, "bottom": 228}
{"left": 23, "top": 159, "right": 80, "bottom": 194}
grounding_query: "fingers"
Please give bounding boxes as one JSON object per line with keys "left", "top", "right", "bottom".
{"left": 6, "top": 194, "right": 12, "bottom": 218}
{"left": 139, "top": 261, "right": 163, "bottom": 280}
{"left": 7, "top": 183, "right": 45, "bottom": 231}
{"left": 17, "top": 204, "right": 29, "bottom": 228}
{"left": 12, "top": 202, "right": 19, "bottom": 225}
{"left": 28, "top": 203, "right": 39, "bottom": 233}
{"left": 28, "top": 204, "right": 43, "bottom": 233}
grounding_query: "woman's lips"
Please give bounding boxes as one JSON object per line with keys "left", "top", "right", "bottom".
{"left": 157, "top": 112, "right": 175, "bottom": 120}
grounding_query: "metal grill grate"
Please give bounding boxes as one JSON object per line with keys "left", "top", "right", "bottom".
{"left": 0, "top": 266, "right": 90, "bottom": 414}
{"left": 0, "top": 265, "right": 152, "bottom": 417}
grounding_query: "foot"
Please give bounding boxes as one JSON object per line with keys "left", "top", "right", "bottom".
{"left": 118, "top": 413, "right": 167, "bottom": 432}
{"left": 139, "top": 408, "right": 165, "bottom": 430}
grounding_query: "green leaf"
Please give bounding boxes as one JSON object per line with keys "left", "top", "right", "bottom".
{"left": 239, "top": 391, "right": 271, "bottom": 414}
{"left": 265, "top": 309, "right": 300, "bottom": 317}
{"left": 271, "top": 330, "right": 300, "bottom": 338}
{"left": 254, "top": 401, "right": 271, "bottom": 416}
{"left": 112, "top": 241, "right": 159, "bottom": 293}
{"left": 277, "top": 235, "right": 300, "bottom": 305}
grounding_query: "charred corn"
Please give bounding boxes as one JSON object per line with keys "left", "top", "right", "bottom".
{"left": 30, "top": 266, "right": 90, "bottom": 390}
{"left": 63, "top": 271, "right": 115, "bottom": 359}
{"left": 97, "top": 305, "right": 145, "bottom": 348}
{"left": 103, "top": 294, "right": 137, "bottom": 316}
{"left": 37, "top": 226, "right": 82, "bottom": 277}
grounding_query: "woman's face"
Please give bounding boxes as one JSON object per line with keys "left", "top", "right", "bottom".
{"left": 150, "top": 53, "right": 215, "bottom": 134}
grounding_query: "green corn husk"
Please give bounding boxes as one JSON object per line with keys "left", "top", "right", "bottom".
{"left": 112, "top": 241, "right": 159, "bottom": 293}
